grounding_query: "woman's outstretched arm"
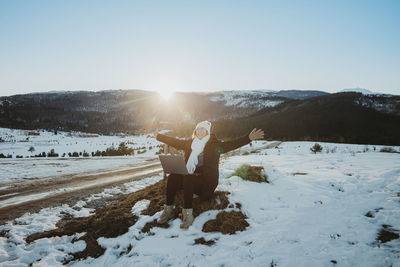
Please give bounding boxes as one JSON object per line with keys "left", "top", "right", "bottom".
{"left": 219, "top": 128, "right": 264, "bottom": 153}
{"left": 154, "top": 129, "right": 187, "bottom": 151}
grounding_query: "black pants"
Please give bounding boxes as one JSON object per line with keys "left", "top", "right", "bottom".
{"left": 166, "top": 172, "right": 216, "bottom": 209}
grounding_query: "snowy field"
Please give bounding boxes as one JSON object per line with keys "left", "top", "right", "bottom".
{"left": 0, "top": 127, "right": 163, "bottom": 182}
{"left": 1, "top": 140, "right": 399, "bottom": 266}
{"left": 0, "top": 127, "right": 161, "bottom": 158}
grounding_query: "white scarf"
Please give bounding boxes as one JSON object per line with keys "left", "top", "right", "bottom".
{"left": 186, "top": 135, "right": 210, "bottom": 174}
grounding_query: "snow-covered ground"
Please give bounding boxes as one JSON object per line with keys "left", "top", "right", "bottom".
{"left": 0, "top": 127, "right": 161, "bottom": 159}
{"left": 1, "top": 141, "right": 399, "bottom": 266}
{"left": 0, "top": 127, "right": 165, "bottom": 182}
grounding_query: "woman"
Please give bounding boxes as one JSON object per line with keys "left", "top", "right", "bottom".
{"left": 154, "top": 121, "right": 264, "bottom": 229}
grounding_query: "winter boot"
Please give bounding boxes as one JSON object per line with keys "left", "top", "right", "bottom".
{"left": 157, "top": 205, "right": 174, "bottom": 224}
{"left": 180, "top": 208, "right": 194, "bottom": 229}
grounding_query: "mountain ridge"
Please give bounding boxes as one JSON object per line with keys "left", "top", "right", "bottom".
{"left": 1, "top": 89, "right": 399, "bottom": 145}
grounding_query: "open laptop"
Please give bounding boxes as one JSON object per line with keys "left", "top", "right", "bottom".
{"left": 158, "top": 154, "right": 200, "bottom": 176}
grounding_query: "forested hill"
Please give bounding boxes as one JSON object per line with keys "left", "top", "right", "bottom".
{"left": 209, "top": 92, "right": 400, "bottom": 145}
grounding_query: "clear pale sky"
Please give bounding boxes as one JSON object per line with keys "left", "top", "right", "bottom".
{"left": 0, "top": 0, "right": 399, "bottom": 97}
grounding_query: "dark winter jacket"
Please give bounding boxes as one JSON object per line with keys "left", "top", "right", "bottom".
{"left": 156, "top": 131, "right": 252, "bottom": 190}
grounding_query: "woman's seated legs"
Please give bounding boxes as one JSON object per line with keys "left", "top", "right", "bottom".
{"left": 182, "top": 175, "right": 196, "bottom": 208}
{"left": 166, "top": 173, "right": 183, "bottom": 206}
{"left": 183, "top": 175, "right": 215, "bottom": 208}
{"left": 166, "top": 173, "right": 215, "bottom": 208}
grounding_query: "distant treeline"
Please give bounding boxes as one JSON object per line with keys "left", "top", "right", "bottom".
{"left": 3, "top": 142, "right": 164, "bottom": 159}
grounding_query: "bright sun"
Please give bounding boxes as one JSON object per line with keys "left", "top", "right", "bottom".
{"left": 158, "top": 90, "right": 174, "bottom": 101}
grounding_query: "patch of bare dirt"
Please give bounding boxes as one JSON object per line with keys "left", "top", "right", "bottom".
{"left": 0, "top": 229, "right": 9, "bottom": 238}
{"left": 202, "top": 210, "right": 249, "bottom": 234}
{"left": 364, "top": 207, "right": 383, "bottom": 218}
{"left": 377, "top": 224, "right": 400, "bottom": 243}
{"left": 194, "top": 237, "right": 216, "bottom": 246}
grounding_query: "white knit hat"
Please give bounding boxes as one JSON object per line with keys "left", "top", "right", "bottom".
{"left": 195, "top": 121, "right": 211, "bottom": 134}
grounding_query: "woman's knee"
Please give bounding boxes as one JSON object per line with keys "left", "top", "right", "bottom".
{"left": 166, "top": 174, "right": 183, "bottom": 189}
{"left": 198, "top": 183, "right": 217, "bottom": 200}
{"left": 200, "top": 188, "right": 216, "bottom": 201}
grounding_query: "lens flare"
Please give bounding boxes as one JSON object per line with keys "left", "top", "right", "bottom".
{"left": 158, "top": 90, "right": 173, "bottom": 101}
{"left": 144, "top": 113, "right": 158, "bottom": 131}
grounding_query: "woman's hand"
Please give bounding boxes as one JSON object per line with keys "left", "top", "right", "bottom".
{"left": 249, "top": 128, "right": 264, "bottom": 141}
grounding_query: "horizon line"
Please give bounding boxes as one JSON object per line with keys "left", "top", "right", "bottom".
{"left": 0, "top": 87, "right": 392, "bottom": 98}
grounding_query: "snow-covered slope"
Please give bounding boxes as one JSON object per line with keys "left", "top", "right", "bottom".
{"left": 1, "top": 141, "right": 399, "bottom": 266}
{"left": 339, "top": 88, "right": 389, "bottom": 96}
{"left": 209, "top": 90, "right": 284, "bottom": 108}
{"left": 354, "top": 95, "right": 400, "bottom": 115}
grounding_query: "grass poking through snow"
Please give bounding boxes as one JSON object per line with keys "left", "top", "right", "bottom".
{"left": 228, "top": 164, "right": 269, "bottom": 183}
